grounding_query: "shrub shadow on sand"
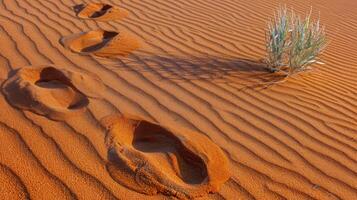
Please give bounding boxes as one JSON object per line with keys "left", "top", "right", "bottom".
{"left": 99, "top": 54, "right": 287, "bottom": 90}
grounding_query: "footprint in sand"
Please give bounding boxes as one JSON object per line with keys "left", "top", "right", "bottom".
{"left": 73, "top": 3, "right": 129, "bottom": 21}
{"left": 101, "top": 115, "right": 230, "bottom": 199}
{"left": 60, "top": 29, "right": 140, "bottom": 58}
{"left": 2, "top": 65, "right": 105, "bottom": 121}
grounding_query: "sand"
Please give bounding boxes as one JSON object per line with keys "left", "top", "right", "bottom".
{"left": 60, "top": 29, "right": 140, "bottom": 57}
{"left": 74, "top": 3, "right": 129, "bottom": 21}
{"left": 102, "top": 114, "right": 230, "bottom": 199}
{"left": 3, "top": 65, "right": 105, "bottom": 120}
{"left": 0, "top": 0, "right": 356, "bottom": 199}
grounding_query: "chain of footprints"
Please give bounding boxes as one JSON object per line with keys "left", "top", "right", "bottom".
{"left": 2, "top": 3, "right": 230, "bottom": 199}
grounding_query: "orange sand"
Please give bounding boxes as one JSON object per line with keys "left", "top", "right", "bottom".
{"left": 74, "top": 3, "right": 129, "bottom": 21}
{"left": 0, "top": 0, "right": 356, "bottom": 199}
{"left": 101, "top": 114, "right": 230, "bottom": 199}
{"left": 60, "top": 29, "right": 140, "bottom": 57}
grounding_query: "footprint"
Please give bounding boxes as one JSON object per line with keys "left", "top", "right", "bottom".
{"left": 60, "top": 29, "right": 140, "bottom": 57}
{"left": 101, "top": 115, "right": 230, "bottom": 199}
{"left": 2, "top": 65, "right": 105, "bottom": 121}
{"left": 73, "top": 3, "right": 129, "bottom": 21}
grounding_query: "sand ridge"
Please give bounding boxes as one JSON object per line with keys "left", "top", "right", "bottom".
{"left": 0, "top": 0, "right": 356, "bottom": 199}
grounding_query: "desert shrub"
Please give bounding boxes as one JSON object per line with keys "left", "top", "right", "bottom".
{"left": 265, "top": 6, "right": 290, "bottom": 72}
{"left": 288, "top": 11, "right": 327, "bottom": 74}
{"left": 265, "top": 7, "right": 327, "bottom": 76}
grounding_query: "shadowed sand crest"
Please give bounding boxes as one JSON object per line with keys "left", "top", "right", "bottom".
{"left": 2, "top": 65, "right": 105, "bottom": 121}
{"left": 0, "top": 164, "right": 29, "bottom": 199}
{"left": 60, "top": 29, "right": 140, "bottom": 57}
{"left": 101, "top": 114, "right": 230, "bottom": 199}
{"left": 74, "top": 3, "right": 129, "bottom": 21}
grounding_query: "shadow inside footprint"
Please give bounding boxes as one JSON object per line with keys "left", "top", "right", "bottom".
{"left": 81, "top": 31, "right": 119, "bottom": 53}
{"left": 90, "top": 5, "right": 113, "bottom": 18}
{"left": 132, "top": 121, "right": 207, "bottom": 184}
{"left": 102, "top": 115, "right": 230, "bottom": 199}
{"left": 2, "top": 65, "right": 104, "bottom": 121}
{"left": 36, "top": 67, "right": 88, "bottom": 109}
{"left": 35, "top": 67, "right": 73, "bottom": 87}
{"left": 60, "top": 29, "right": 140, "bottom": 57}
{"left": 73, "top": 4, "right": 85, "bottom": 14}
{"left": 74, "top": 3, "right": 128, "bottom": 21}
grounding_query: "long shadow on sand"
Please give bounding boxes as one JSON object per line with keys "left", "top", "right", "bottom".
{"left": 97, "top": 54, "right": 287, "bottom": 90}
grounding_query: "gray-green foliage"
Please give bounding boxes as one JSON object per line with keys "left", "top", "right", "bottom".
{"left": 265, "top": 6, "right": 290, "bottom": 72}
{"left": 265, "top": 7, "right": 327, "bottom": 76}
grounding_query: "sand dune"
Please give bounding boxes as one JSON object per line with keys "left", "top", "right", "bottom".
{"left": 0, "top": 0, "right": 356, "bottom": 199}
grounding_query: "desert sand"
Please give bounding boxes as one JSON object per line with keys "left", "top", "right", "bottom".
{"left": 0, "top": 0, "right": 356, "bottom": 199}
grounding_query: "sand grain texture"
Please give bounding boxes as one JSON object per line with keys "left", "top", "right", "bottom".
{"left": 0, "top": 0, "right": 356, "bottom": 199}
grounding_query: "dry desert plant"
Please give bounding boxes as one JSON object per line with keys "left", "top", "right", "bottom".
{"left": 265, "top": 6, "right": 291, "bottom": 72}
{"left": 265, "top": 7, "right": 327, "bottom": 77}
{"left": 288, "top": 10, "right": 327, "bottom": 74}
